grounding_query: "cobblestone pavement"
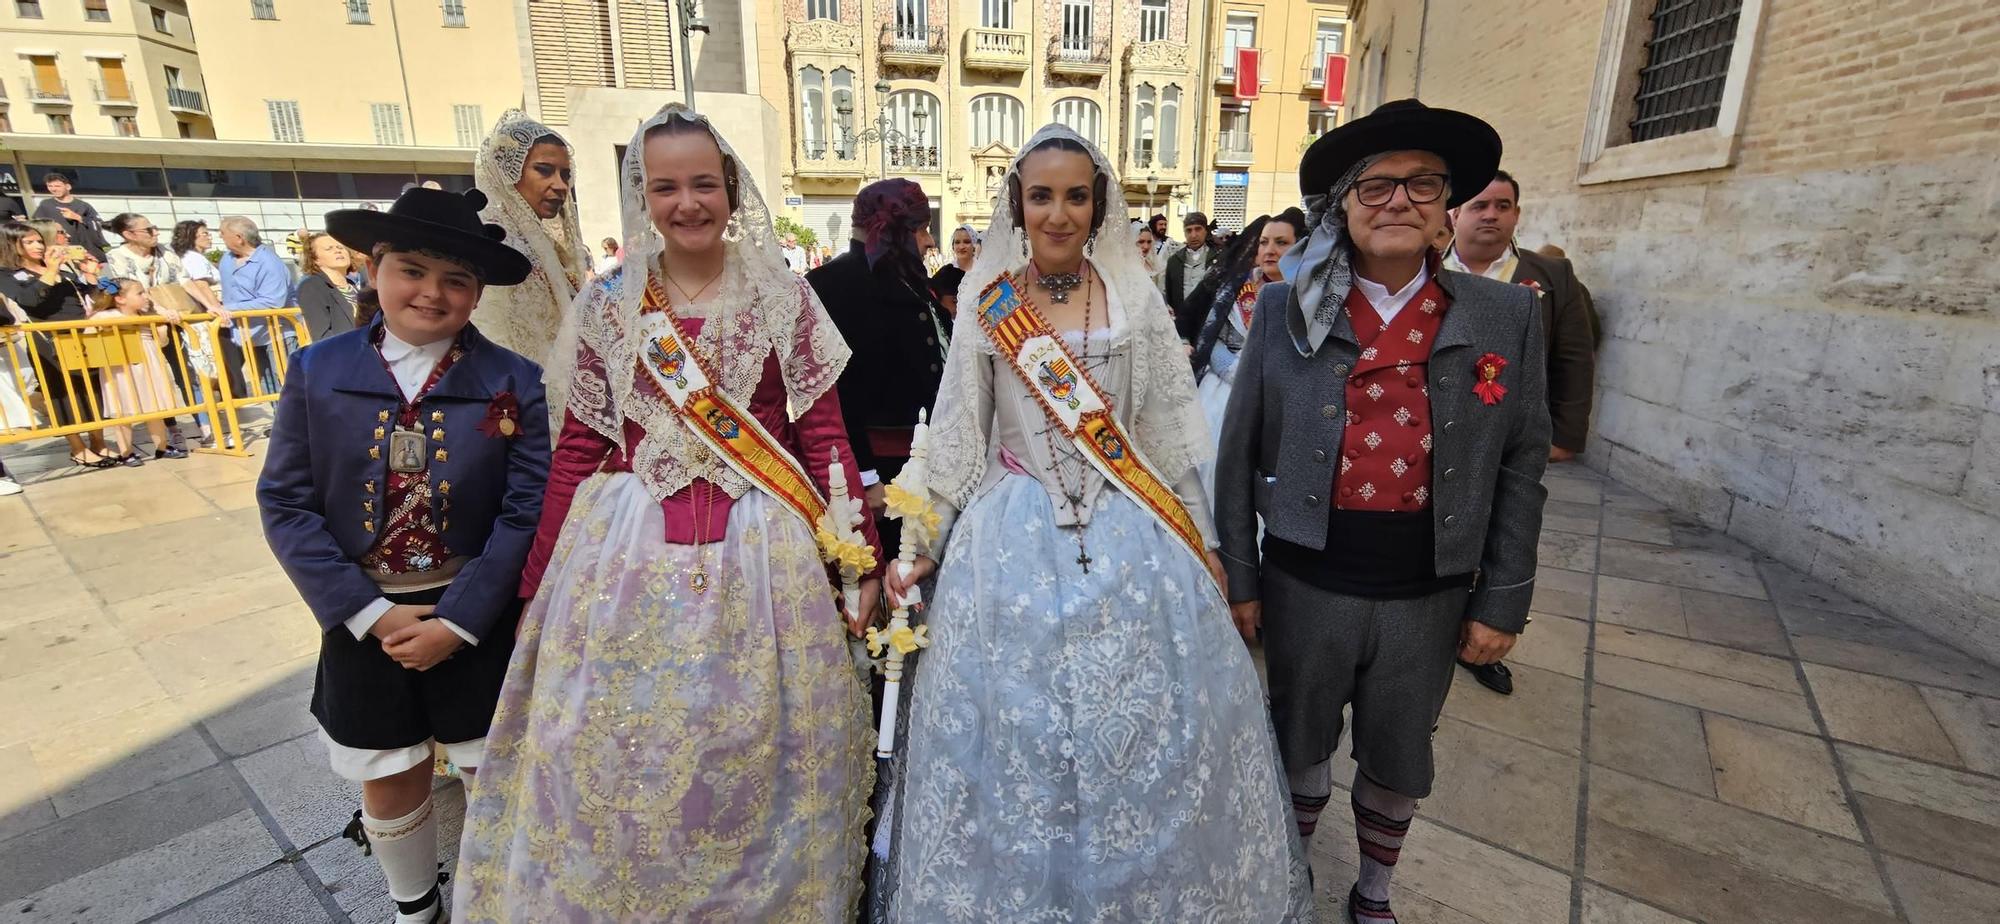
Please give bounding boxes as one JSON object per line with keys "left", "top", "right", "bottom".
{"left": 0, "top": 440, "right": 1995, "bottom": 923}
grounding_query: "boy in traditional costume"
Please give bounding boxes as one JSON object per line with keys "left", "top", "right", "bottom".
{"left": 259, "top": 186, "right": 548, "bottom": 924}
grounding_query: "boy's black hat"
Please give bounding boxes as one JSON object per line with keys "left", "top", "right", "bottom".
{"left": 325, "top": 187, "right": 531, "bottom": 286}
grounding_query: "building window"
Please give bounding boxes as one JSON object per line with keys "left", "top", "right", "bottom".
{"left": 112, "top": 114, "right": 138, "bottom": 136}
{"left": 890, "top": 0, "right": 925, "bottom": 43}
{"left": 804, "top": 0, "right": 837, "bottom": 20}
{"left": 1221, "top": 12, "right": 1256, "bottom": 74}
{"left": 1579, "top": 0, "right": 1765, "bottom": 183}
{"left": 82, "top": 0, "right": 110, "bottom": 22}
{"left": 266, "top": 99, "right": 302, "bottom": 141}
{"left": 26, "top": 54, "right": 65, "bottom": 100}
{"left": 798, "top": 66, "right": 826, "bottom": 158}
{"left": 0, "top": 111, "right": 11, "bottom": 132}
{"left": 1133, "top": 84, "right": 1156, "bottom": 167}
{"left": 1059, "top": 0, "right": 1092, "bottom": 52}
{"left": 1629, "top": 0, "right": 1742, "bottom": 142}
{"left": 453, "top": 104, "right": 483, "bottom": 147}
{"left": 441, "top": 0, "right": 465, "bottom": 27}
{"left": 150, "top": 5, "right": 169, "bottom": 32}
{"left": 15, "top": 1, "right": 41, "bottom": 19}
{"left": 177, "top": 119, "right": 192, "bottom": 138}
{"left": 969, "top": 94, "right": 1023, "bottom": 150}
{"left": 1218, "top": 106, "right": 1252, "bottom": 160}
{"left": 885, "top": 90, "right": 940, "bottom": 169}
{"left": 371, "top": 102, "right": 405, "bottom": 145}
{"left": 1308, "top": 106, "right": 1339, "bottom": 137}
{"left": 829, "top": 68, "right": 855, "bottom": 158}
{"left": 47, "top": 113, "right": 74, "bottom": 134}
{"left": 1051, "top": 97, "right": 1100, "bottom": 147}
{"left": 1158, "top": 85, "right": 1180, "bottom": 167}
{"left": 1138, "top": 0, "right": 1168, "bottom": 43}
{"left": 980, "top": 0, "right": 1011, "bottom": 30}
{"left": 347, "top": 0, "right": 370, "bottom": 24}
{"left": 251, "top": 0, "right": 275, "bottom": 20}
{"left": 1310, "top": 19, "right": 1344, "bottom": 83}
{"left": 94, "top": 57, "right": 130, "bottom": 101}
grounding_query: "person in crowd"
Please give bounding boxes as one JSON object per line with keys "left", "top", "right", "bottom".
{"left": 0, "top": 221, "right": 113, "bottom": 467}
{"left": 928, "top": 224, "right": 978, "bottom": 313}
{"left": 1214, "top": 99, "right": 1550, "bottom": 924}
{"left": 473, "top": 111, "right": 589, "bottom": 429}
{"left": 945, "top": 224, "right": 978, "bottom": 273}
{"left": 171, "top": 220, "right": 239, "bottom": 444}
{"left": 32, "top": 173, "right": 108, "bottom": 261}
{"left": 1136, "top": 220, "right": 1168, "bottom": 290}
{"left": 258, "top": 186, "right": 546, "bottom": 924}
{"left": 877, "top": 124, "right": 1311, "bottom": 922}
{"left": 219, "top": 216, "right": 294, "bottom": 396}
{"left": 295, "top": 232, "right": 360, "bottom": 342}
{"left": 1149, "top": 212, "right": 1179, "bottom": 260}
{"left": 454, "top": 104, "right": 880, "bottom": 922}
{"left": 809, "top": 178, "right": 947, "bottom": 559}
{"left": 1192, "top": 208, "right": 1305, "bottom": 490}
{"left": 106, "top": 212, "right": 207, "bottom": 451}
{"left": 1165, "top": 210, "right": 1218, "bottom": 341}
{"left": 595, "top": 236, "right": 621, "bottom": 275}
{"left": 1442, "top": 170, "right": 1598, "bottom": 697}
{"left": 87, "top": 279, "right": 185, "bottom": 464}
{"left": 780, "top": 231, "right": 808, "bottom": 273}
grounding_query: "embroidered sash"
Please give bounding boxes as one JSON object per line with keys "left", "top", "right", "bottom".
{"left": 974, "top": 272, "right": 1214, "bottom": 586}
{"left": 634, "top": 276, "right": 827, "bottom": 530}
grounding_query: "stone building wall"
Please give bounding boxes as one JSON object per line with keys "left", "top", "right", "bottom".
{"left": 1351, "top": 0, "right": 2000, "bottom": 662}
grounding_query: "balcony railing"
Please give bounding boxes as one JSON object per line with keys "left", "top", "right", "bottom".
{"left": 798, "top": 140, "right": 865, "bottom": 178}
{"left": 887, "top": 144, "right": 940, "bottom": 171}
{"left": 1215, "top": 136, "right": 1254, "bottom": 167}
{"left": 879, "top": 23, "right": 946, "bottom": 69}
{"left": 166, "top": 86, "right": 205, "bottom": 111}
{"left": 91, "top": 78, "right": 134, "bottom": 104}
{"left": 1048, "top": 35, "right": 1112, "bottom": 77}
{"left": 26, "top": 78, "right": 69, "bottom": 102}
{"left": 963, "top": 27, "right": 1029, "bottom": 73}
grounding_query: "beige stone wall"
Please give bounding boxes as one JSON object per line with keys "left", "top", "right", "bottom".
{"left": 1352, "top": 0, "right": 2000, "bottom": 661}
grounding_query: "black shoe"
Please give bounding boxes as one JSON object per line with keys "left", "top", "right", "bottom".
{"left": 1458, "top": 658, "right": 1514, "bottom": 695}
{"left": 155, "top": 446, "right": 189, "bottom": 460}
{"left": 117, "top": 452, "right": 146, "bottom": 468}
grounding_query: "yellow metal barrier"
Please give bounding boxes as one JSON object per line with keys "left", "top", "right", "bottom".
{"left": 0, "top": 308, "right": 313, "bottom": 458}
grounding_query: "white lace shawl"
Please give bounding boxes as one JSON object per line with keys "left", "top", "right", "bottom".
{"left": 927, "top": 123, "right": 1211, "bottom": 513}
{"left": 545, "top": 104, "right": 850, "bottom": 503}
{"left": 473, "top": 111, "right": 589, "bottom": 369}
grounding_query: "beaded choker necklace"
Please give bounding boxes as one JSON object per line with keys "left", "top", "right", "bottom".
{"left": 1032, "top": 262, "right": 1085, "bottom": 304}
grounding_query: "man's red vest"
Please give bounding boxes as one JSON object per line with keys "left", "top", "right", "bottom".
{"left": 1334, "top": 276, "right": 1450, "bottom": 512}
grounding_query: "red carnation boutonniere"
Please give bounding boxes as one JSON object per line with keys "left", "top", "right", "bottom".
{"left": 1519, "top": 279, "right": 1544, "bottom": 296}
{"left": 1473, "top": 353, "right": 1509, "bottom": 406}
{"left": 479, "top": 391, "right": 522, "bottom": 438}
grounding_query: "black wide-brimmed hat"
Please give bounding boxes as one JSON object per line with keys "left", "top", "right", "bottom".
{"left": 325, "top": 187, "right": 531, "bottom": 286}
{"left": 1298, "top": 99, "right": 1502, "bottom": 208}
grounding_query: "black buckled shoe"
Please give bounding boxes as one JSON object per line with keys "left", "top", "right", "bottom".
{"left": 1457, "top": 658, "right": 1514, "bottom": 695}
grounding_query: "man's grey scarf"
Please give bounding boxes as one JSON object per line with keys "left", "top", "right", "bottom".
{"left": 1276, "top": 154, "right": 1383, "bottom": 358}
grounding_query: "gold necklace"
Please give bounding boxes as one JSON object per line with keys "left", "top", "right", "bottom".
{"left": 663, "top": 257, "right": 725, "bottom": 305}
{"left": 689, "top": 480, "right": 715, "bottom": 595}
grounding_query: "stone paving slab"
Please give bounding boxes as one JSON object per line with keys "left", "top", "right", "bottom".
{"left": 1, "top": 444, "right": 1996, "bottom": 923}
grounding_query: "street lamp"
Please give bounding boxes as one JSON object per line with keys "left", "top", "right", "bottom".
{"left": 1146, "top": 172, "right": 1159, "bottom": 214}
{"left": 838, "top": 79, "right": 928, "bottom": 178}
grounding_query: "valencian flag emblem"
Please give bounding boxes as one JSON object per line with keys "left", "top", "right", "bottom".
{"left": 1038, "top": 357, "right": 1081, "bottom": 409}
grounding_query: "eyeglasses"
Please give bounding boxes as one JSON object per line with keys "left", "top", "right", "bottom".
{"left": 1352, "top": 173, "right": 1450, "bottom": 208}
{"left": 130, "top": 226, "right": 156, "bottom": 234}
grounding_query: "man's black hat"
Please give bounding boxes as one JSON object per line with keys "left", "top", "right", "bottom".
{"left": 325, "top": 187, "right": 531, "bottom": 286}
{"left": 1298, "top": 98, "right": 1502, "bottom": 209}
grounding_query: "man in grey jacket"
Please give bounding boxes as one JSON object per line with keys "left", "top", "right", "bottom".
{"left": 1214, "top": 99, "right": 1550, "bottom": 924}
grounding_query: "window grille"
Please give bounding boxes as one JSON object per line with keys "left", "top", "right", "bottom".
{"left": 1628, "top": 0, "right": 1742, "bottom": 142}
{"left": 1212, "top": 184, "right": 1247, "bottom": 232}
{"left": 266, "top": 100, "right": 303, "bottom": 142}
{"left": 1060, "top": 0, "right": 1091, "bottom": 52}
{"left": 453, "top": 104, "right": 483, "bottom": 147}
{"left": 251, "top": 0, "right": 275, "bottom": 20}
{"left": 347, "top": 0, "right": 370, "bottom": 24}
{"left": 1052, "top": 97, "right": 1100, "bottom": 147}
{"left": 371, "top": 102, "right": 406, "bottom": 145}
{"left": 442, "top": 0, "right": 466, "bottom": 26}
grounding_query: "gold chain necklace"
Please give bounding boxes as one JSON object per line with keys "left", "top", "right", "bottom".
{"left": 659, "top": 254, "right": 724, "bottom": 595}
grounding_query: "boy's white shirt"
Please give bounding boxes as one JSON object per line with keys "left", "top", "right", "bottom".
{"left": 343, "top": 326, "right": 479, "bottom": 645}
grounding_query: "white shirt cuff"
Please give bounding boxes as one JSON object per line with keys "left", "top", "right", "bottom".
{"left": 859, "top": 469, "right": 881, "bottom": 487}
{"left": 345, "top": 597, "right": 393, "bottom": 640}
{"left": 439, "top": 618, "right": 478, "bottom": 646}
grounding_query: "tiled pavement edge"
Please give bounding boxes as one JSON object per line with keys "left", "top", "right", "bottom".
{"left": 1, "top": 436, "right": 1995, "bottom": 922}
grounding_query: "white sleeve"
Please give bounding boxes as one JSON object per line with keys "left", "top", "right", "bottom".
{"left": 345, "top": 597, "right": 393, "bottom": 640}
{"left": 438, "top": 619, "right": 479, "bottom": 646}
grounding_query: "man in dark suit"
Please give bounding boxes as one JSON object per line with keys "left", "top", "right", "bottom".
{"left": 808, "top": 178, "right": 949, "bottom": 556}
{"left": 258, "top": 187, "right": 548, "bottom": 924}
{"left": 1444, "top": 170, "right": 1597, "bottom": 695}
{"left": 1164, "top": 210, "right": 1219, "bottom": 341}
{"left": 1214, "top": 100, "right": 1550, "bottom": 924}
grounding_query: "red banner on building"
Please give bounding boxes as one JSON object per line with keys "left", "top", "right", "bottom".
{"left": 1234, "top": 47, "right": 1260, "bottom": 99}
{"left": 1322, "top": 53, "right": 1350, "bottom": 106}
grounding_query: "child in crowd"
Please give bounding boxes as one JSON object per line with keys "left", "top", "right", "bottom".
{"left": 256, "top": 186, "right": 546, "bottom": 924}
{"left": 88, "top": 278, "right": 185, "bottom": 464}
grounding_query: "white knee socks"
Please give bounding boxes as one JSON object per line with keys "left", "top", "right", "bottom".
{"left": 362, "top": 798, "right": 443, "bottom": 923}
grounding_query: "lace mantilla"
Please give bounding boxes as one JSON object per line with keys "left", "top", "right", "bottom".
{"left": 474, "top": 111, "right": 589, "bottom": 371}
{"left": 930, "top": 123, "right": 1210, "bottom": 511}
{"left": 548, "top": 104, "right": 850, "bottom": 504}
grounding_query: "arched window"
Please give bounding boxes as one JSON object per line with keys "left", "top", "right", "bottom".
{"left": 886, "top": 89, "right": 941, "bottom": 145}
{"left": 830, "top": 67, "right": 856, "bottom": 159}
{"left": 1052, "top": 97, "right": 1101, "bottom": 146}
{"left": 1133, "top": 83, "right": 1157, "bottom": 167}
{"left": 1159, "top": 85, "right": 1182, "bottom": 167}
{"left": 969, "top": 94, "right": 1024, "bottom": 149}
{"left": 799, "top": 66, "right": 826, "bottom": 158}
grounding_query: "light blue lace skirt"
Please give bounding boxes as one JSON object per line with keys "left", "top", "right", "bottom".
{"left": 888, "top": 473, "right": 1314, "bottom": 923}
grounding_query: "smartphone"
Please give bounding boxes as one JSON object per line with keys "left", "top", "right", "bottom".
{"left": 65, "top": 245, "right": 89, "bottom": 262}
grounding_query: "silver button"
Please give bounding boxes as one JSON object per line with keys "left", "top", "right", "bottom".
{"left": 1443, "top": 420, "right": 1456, "bottom": 431}
{"left": 1305, "top": 494, "right": 1320, "bottom": 505}
{"left": 1438, "top": 375, "right": 1452, "bottom": 386}
{"left": 1443, "top": 467, "right": 1457, "bottom": 481}
{"left": 1444, "top": 514, "right": 1458, "bottom": 526}
{"left": 1312, "top": 449, "right": 1328, "bottom": 463}
{"left": 1321, "top": 405, "right": 1338, "bottom": 419}
{"left": 1334, "top": 363, "right": 1350, "bottom": 374}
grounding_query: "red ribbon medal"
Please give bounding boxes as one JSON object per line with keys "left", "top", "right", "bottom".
{"left": 1473, "top": 353, "right": 1508, "bottom": 406}
{"left": 479, "top": 391, "right": 522, "bottom": 438}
